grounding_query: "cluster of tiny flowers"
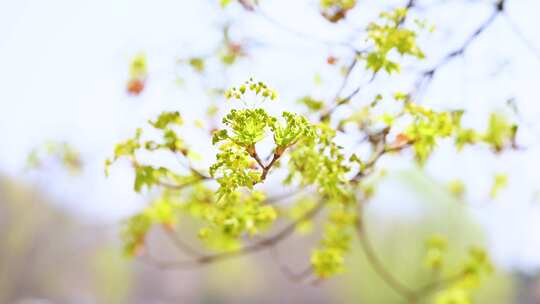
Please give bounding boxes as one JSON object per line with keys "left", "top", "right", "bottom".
{"left": 224, "top": 78, "right": 277, "bottom": 101}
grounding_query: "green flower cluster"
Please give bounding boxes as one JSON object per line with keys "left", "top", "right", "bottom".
{"left": 27, "top": 141, "right": 82, "bottom": 174}
{"left": 456, "top": 112, "right": 517, "bottom": 152}
{"left": 211, "top": 83, "right": 315, "bottom": 196}
{"left": 424, "top": 234, "right": 448, "bottom": 270}
{"left": 106, "top": 70, "right": 506, "bottom": 297}
{"left": 215, "top": 108, "right": 273, "bottom": 146}
{"left": 434, "top": 245, "right": 494, "bottom": 304}
{"left": 311, "top": 207, "right": 356, "bottom": 277}
{"left": 285, "top": 123, "right": 353, "bottom": 201}
{"left": 105, "top": 111, "right": 198, "bottom": 192}
{"left": 188, "top": 190, "right": 277, "bottom": 250}
{"left": 224, "top": 78, "right": 277, "bottom": 101}
{"left": 121, "top": 196, "right": 181, "bottom": 256}
{"left": 210, "top": 142, "right": 261, "bottom": 197}
{"left": 402, "top": 103, "right": 463, "bottom": 164}
{"left": 364, "top": 8, "right": 425, "bottom": 74}
{"left": 319, "top": 0, "right": 357, "bottom": 22}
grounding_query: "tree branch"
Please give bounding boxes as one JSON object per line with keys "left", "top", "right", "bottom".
{"left": 354, "top": 197, "right": 469, "bottom": 303}
{"left": 161, "top": 226, "right": 205, "bottom": 258}
{"left": 140, "top": 199, "right": 326, "bottom": 270}
{"left": 355, "top": 209, "right": 418, "bottom": 303}
{"left": 502, "top": 13, "right": 540, "bottom": 63}
{"left": 413, "top": 0, "right": 504, "bottom": 96}
{"left": 252, "top": 4, "right": 361, "bottom": 52}
{"left": 269, "top": 245, "right": 314, "bottom": 283}
{"left": 156, "top": 175, "right": 211, "bottom": 190}
{"left": 320, "top": 53, "right": 375, "bottom": 122}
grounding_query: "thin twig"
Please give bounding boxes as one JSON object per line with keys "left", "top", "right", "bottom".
{"left": 351, "top": 139, "right": 409, "bottom": 182}
{"left": 252, "top": 5, "right": 360, "bottom": 51}
{"left": 265, "top": 187, "right": 308, "bottom": 205}
{"left": 156, "top": 175, "right": 211, "bottom": 190}
{"left": 269, "top": 246, "right": 314, "bottom": 283}
{"left": 413, "top": 0, "right": 504, "bottom": 96}
{"left": 321, "top": 70, "right": 376, "bottom": 122}
{"left": 502, "top": 13, "right": 540, "bottom": 62}
{"left": 162, "top": 226, "right": 204, "bottom": 258}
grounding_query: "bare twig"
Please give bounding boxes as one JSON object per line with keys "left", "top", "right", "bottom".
{"left": 413, "top": 0, "right": 505, "bottom": 96}
{"left": 320, "top": 68, "right": 376, "bottom": 122}
{"left": 252, "top": 5, "right": 360, "bottom": 51}
{"left": 502, "top": 13, "right": 540, "bottom": 62}
{"left": 351, "top": 139, "right": 409, "bottom": 182}
{"left": 354, "top": 186, "right": 470, "bottom": 304}
{"left": 162, "top": 226, "right": 204, "bottom": 258}
{"left": 156, "top": 175, "right": 211, "bottom": 190}
{"left": 265, "top": 187, "right": 308, "bottom": 205}
{"left": 269, "top": 246, "right": 314, "bottom": 283}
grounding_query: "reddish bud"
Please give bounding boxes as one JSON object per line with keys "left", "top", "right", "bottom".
{"left": 395, "top": 133, "right": 411, "bottom": 145}
{"left": 127, "top": 78, "right": 145, "bottom": 96}
{"left": 327, "top": 56, "right": 338, "bottom": 65}
{"left": 229, "top": 43, "right": 243, "bottom": 55}
{"left": 162, "top": 222, "right": 175, "bottom": 232}
{"left": 133, "top": 240, "right": 146, "bottom": 257}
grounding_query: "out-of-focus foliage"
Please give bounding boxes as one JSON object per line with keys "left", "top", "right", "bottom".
{"left": 108, "top": 70, "right": 515, "bottom": 294}
{"left": 126, "top": 53, "right": 147, "bottom": 96}
{"left": 320, "top": 0, "right": 357, "bottom": 23}
{"left": 83, "top": 1, "right": 528, "bottom": 303}
{"left": 0, "top": 177, "right": 133, "bottom": 304}
{"left": 12, "top": 0, "right": 540, "bottom": 302}
{"left": 455, "top": 112, "right": 517, "bottom": 152}
{"left": 489, "top": 173, "right": 508, "bottom": 199}
{"left": 336, "top": 171, "right": 515, "bottom": 304}
{"left": 92, "top": 247, "right": 133, "bottom": 304}
{"left": 364, "top": 8, "right": 425, "bottom": 74}
{"left": 27, "top": 141, "right": 82, "bottom": 174}
{"left": 311, "top": 206, "right": 356, "bottom": 278}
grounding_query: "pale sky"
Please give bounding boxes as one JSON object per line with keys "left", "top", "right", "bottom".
{"left": 1, "top": 0, "right": 540, "bottom": 273}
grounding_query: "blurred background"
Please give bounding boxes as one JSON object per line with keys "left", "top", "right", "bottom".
{"left": 1, "top": 0, "right": 540, "bottom": 303}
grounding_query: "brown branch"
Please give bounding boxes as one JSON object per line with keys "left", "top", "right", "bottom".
{"left": 354, "top": 211, "right": 418, "bottom": 303}
{"left": 320, "top": 0, "right": 414, "bottom": 122}
{"left": 353, "top": 191, "right": 467, "bottom": 303}
{"left": 247, "top": 145, "right": 266, "bottom": 169}
{"left": 317, "top": 0, "right": 419, "bottom": 123}
{"left": 341, "top": 72, "right": 377, "bottom": 105}
{"left": 334, "top": 56, "right": 360, "bottom": 100}
{"left": 141, "top": 199, "right": 326, "bottom": 270}
{"left": 260, "top": 152, "right": 281, "bottom": 181}
{"left": 397, "top": 0, "right": 417, "bottom": 26}
{"left": 247, "top": 145, "right": 287, "bottom": 183}
{"left": 355, "top": 212, "right": 467, "bottom": 303}
{"left": 351, "top": 139, "right": 409, "bottom": 182}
